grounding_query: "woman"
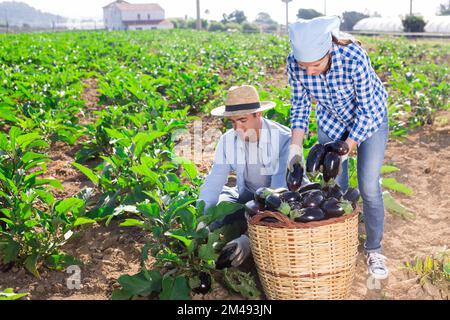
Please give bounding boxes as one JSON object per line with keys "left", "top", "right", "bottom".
{"left": 286, "top": 16, "right": 389, "bottom": 280}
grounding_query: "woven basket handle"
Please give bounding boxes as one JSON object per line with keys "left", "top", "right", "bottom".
{"left": 250, "top": 210, "right": 295, "bottom": 227}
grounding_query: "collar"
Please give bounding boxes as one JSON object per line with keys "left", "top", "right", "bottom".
{"left": 329, "top": 43, "right": 343, "bottom": 74}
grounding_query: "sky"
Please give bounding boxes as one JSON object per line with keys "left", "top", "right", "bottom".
{"left": 4, "top": 0, "right": 449, "bottom": 21}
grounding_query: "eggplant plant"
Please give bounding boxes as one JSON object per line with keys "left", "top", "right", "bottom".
{"left": 111, "top": 200, "right": 260, "bottom": 300}
{"left": 0, "top": 127, "right": 92, "bottom": 277}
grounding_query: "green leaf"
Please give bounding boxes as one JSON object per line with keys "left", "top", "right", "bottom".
{"left": 382, "top": 191, "right": 415, "bottom": 220}
{"left": 72, "top": 162, "right": 99, "bottom": 185}
{"left": 116, "top": 269, "right": 162, "bottom": 297}
{"left": 2, "top": 240, "right": 21, "bottom": 263}
{"left": 159, "top": 275, "right": 191, "bottom": 300}
{"left": 223, "top": 269, "right": 261, "bottom": 299}
{"left": 55, "top": 198, "right": 85, "bottom": 215}
{"left": 74, "top": 217, "right": 97, "bottom": 226}
{"left": 173, "top": 157, "right": 198, "bottom": 181}
{"left": 130, "top": 164, "right": 158, "bottom": 183}
{"left": 111, "top": 288, "right": 133, "bottom": 300}
{"left": 382, "top": 178, "right": 413, "bottom": 196}
{"left": 0, "top": 106, "right": 18, "bottom": 122}
{"left": 132, "top": 131, "right": 166, "bottom": 158}
{"left": 199, "top": 202, "right": 243, "bottom": 226}
{"left": 164, "top": 231, "right": 195, "bottom": 254}
{"left": 45, "top": 254, "right": 82, "bottom": 271}
{"left": 0, "top": 288, "right": 28, "bottom": 300}
{"left": 34, "top": 190, "right": 55, "bottom": 206}
{"left": 16, "top": 132, "right": 41, "bottom": 150}
{"left": 381, "top": 165, "right": 400, "bottom": 174}
{"left": 24, "top": 253, "right": 40, "bottom": 278}
{"left": 120, "top": 219, "right": 145, "bottom": 227}
{"left": 35, "top": 178, "right": 63, "bottom": 190}
{"left": 199, "top": 232, "right": 220, "bottom": 262}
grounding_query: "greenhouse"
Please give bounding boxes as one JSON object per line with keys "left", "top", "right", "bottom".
{"left": 353, "top": 16, "right": 450, "bottom": 33}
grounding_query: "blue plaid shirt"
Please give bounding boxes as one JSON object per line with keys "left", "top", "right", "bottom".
{"left": 287, "top": 42, "right": 388, "bottom": 143}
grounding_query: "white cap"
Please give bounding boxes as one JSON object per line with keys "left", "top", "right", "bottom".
{"left": 289, "top": 16, "right": 341, "bottom": 63}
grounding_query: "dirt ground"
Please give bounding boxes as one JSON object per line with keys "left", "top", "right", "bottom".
{"left": 1, "top": 78, "right": 448, "bottom": 300}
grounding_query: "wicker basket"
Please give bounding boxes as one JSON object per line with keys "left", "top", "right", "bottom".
{"left": 248, "top": 210, "right": 359, "bottom": 300}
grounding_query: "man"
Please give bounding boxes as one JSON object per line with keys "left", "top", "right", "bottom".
{"left": 198, "top": 85, "right": 307, "bottom": 268}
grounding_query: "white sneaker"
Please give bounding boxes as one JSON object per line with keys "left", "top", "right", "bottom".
{"left": 366, "top": 252, "right": 389, "bottom": 280}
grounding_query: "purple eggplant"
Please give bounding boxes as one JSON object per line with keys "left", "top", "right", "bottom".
{"left": 286, "top": 163, "right": 304, "bottom": 192}
{"left": 323, "top": 184, "right": 343, "bottom": 200}
{"left": 254, "top": 187, "right": 272, "bottom": 205}
{"left": 324, "top": 141, "right": 349, "bottom": 156}
{"left": 280, "top": 191, "right": 301, "bottom": 203}
{"left": 302, "top": 190, "right": 325, "bottom": 208}
{"left": 343, "top": 188, "right": 360, "bottom": 204}
{"left": 192, "top": 272, "right": 212, "bottom": 294}
{"left": 323, "top": 152, "right": 340, "bottom": 182}
{"left": 245, "top": 200, "right": 263, "bottom": 218}
{"left": 321, "top": 198, "right": 344, "bottom": 218}
{"left": 265, "top": 193, "right": 282, "bottom": 211}
{"left": 306, "top": 144, "right": 326, "bottom": 173}
{"left": 294, "top": 207, "right": 325, "bottom": 223}
{"left": 298, "top": 182, "right": 322, "bottom": 194}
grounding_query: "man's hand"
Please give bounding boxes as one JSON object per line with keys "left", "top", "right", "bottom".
{"left": 287, "top": 144, "right": 304, "bottom": 172}
{"left": 222, "top": 235, "right": 251, "bottom": 267}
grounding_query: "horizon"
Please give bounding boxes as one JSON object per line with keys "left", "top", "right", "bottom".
{"left": 1, "top": 0, "right": 448, "bottom": 22}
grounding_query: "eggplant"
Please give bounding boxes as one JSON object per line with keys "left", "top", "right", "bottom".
{"left": 302, "top": 190, "right": 325, "bottom": 208}
{"left": 323, "top": 152, "right": 340, "bottom": 182}
{"left": 321, "top": 198, "right": 344, "bottom": 218}
{"left": 245, "top": 200, "right": 263, "bottom": 218}
{"left": 294, "top": 207, "right": 325, "bottom": 223}
{"left": 192, "top": 272, "right": 212, "bottom": 294}
{"left": 273, "top": 187, "right": 288, "bottom": 194}
{"left": 265, "top": 193, "right": 282, "bottom": 211}
{"left": 280, "top": 191, "right": 301, "bottom": 203}
{"left": 254, "top": 187, "right": 272, "bottom": 205}
{"left": 286, "top": 163, "right": 304, "bottom": 192}
{"left": 298, "top": 182, "right": 321, "bottom": 194}
{"left": 323, "top": 184, "right": 343, "bottom": 200}
{"left": 306, "top": 144, "right": 326, "bottom": 173}
{"left": 343, "top": 188, "right": 360, "bottom": 204}
{"left": 324, "top": 141, "right": 349, "bottom": 156}
{"left": 216, "top": 243, "right": 237, "bottom": 270}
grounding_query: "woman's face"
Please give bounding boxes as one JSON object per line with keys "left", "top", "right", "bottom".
{"left": 298, "top": 51, "right": 332, "bottom": 76}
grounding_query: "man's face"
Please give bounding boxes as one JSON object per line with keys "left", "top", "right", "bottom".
{"left": 298, "top": 51, "right": 331, "bottom": 76}
{"left": 228, "top": 113, "right": 261, "bottom": 142}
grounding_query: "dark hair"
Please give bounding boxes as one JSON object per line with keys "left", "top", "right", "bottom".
{"left": 331, "top": 35, "right": 361, "bottom": 46}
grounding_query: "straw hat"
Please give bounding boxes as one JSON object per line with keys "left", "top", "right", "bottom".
{"left": 211, "top": 85, "right": 276, "bottom": 117}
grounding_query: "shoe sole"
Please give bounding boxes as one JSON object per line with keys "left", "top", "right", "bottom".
{"left": 368, "top": 270, "right": 389, "bottom": 280}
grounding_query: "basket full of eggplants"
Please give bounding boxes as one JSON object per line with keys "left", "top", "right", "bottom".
{"left": 246, "top": 141, "right": 360, "bottom": 224}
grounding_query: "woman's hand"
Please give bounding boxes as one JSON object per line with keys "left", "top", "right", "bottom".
{"left": 344, "top": 137, "right": 358, "bottom": 156}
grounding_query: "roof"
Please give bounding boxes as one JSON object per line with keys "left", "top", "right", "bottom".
{"left": 103, "top": 1, "right": 164, "bottom": 11}
{"left": 122, "top": 19, "right": 173, "bottom": 26}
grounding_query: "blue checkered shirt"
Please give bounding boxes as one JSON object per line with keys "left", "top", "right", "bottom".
{"left": 287, "top": 43, "right": 388, "bottom": 143}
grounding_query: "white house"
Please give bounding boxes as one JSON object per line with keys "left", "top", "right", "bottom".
{"left": 103, "top": 0, "right": 174, "bottom": 31}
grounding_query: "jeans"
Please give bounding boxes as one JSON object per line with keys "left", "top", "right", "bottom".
{"left": 317, "top": 115, "right": 389, "bottom": 253}
{"left": 209, "top": 186, "right": 254, "bottom": 233}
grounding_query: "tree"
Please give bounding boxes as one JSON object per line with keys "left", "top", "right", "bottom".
{"left": 438, "top": 1, "right": 450, "bottom": 15}
{"left": 255, "top": 12, "right": 273, "bottom": 24}
{"left": 402, "top": 15, "right": 426, "bottom": 32}
{"left": 242, "top": 22, "right": 259, "bottom": 33}
{"left": 208, "top": 21, "right": 226, "bottom": 32}
{"left": 222, "top": 10, "right": 247, "bottom": 24}
{"left": 296, "top": 8, "right": 323, "bottom": 20}
{"left": 254, "top": 12, "right": 278, "bottom": 33}
{"left": 341, "top": 11, "right": 369, "bottom": 31}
